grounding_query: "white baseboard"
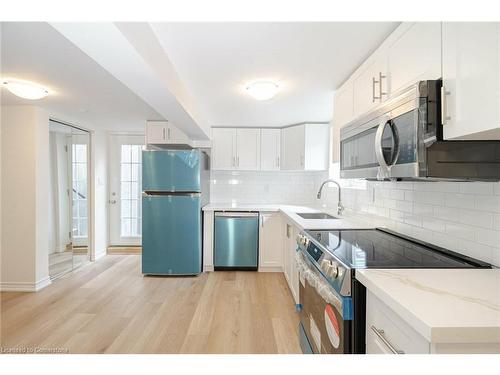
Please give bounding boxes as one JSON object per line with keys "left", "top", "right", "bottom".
{"left": 203, "top": 266, "right": 214, "bottom": 272}
{"left": 1, "top": 277, "right": 51, "bottom": 292}
{"left": 94, "top": 251, "right": 106, "bottom": 261}
{"left": 258, "top": 266, "right": 284, "bottom": 273}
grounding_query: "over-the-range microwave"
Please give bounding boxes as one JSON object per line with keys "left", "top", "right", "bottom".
{"left": 340, "top": 80, "right": 500, "bottom": 181}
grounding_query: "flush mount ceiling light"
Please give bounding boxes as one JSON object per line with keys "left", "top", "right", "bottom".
{"left": 2, "top": 79, "right": 49, "bottom": 100}
{"left": 245, "top": 81, "right": 279, "bottom": 101}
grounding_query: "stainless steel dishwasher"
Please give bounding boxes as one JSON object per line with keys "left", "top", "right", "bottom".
{"left": 214, "top": 212, "right": 259, "bottom": 270}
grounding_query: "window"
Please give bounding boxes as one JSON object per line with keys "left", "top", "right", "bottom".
{"left": 120, "top": 145, "right": 142, "bottom": 237}
{"left": 72, "top": 144, "right": 88, "bottom": 238}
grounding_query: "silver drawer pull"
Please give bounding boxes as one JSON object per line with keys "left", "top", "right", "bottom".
{"left": 370, "top": 325, "right": 405, "bottom": 354}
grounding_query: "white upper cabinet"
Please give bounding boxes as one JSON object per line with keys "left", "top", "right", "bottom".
{"left": 236, "top": 128, "right": 261, "bottom": 170}
{"left": 387, "top": 22, "right": 441, "bottom": 95}
{"left": 145, "top": 121, "right": 190, "bottom": 145}
{"left": 260, "top": 128, "right": 281, "bottom": 170}
{"left": 352, "top": 52, "right": 388, "bottom": 117}
{"left": 211, "top": 128, "right": 261, "bottom": 170}
{"left": 211, "top": 128, "right": 236, "bottom": 170}
{"left": 281, "top": 125, "right": 305, "bottom": 170}
{"left": 442, "top": 22, "right": 500, "bottom": 140}
{"left": 281, "top": 123, "right": 329, "bottom": 171}
{"left": 334, "top": 80, "right": 354, "bottom": 128}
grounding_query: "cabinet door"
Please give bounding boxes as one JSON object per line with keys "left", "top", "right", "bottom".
{"left": 442, "top": 22, "right": 500, "bottom": 140}
{"left": 211, "top": 128, "right": 236, "bottom": 170}
{"left": 258, "top": 213, "right": 283, "bottom": 269}
{"left": 281, "top": 125, "right": 305, "bottom": 170}
{"left": 167, "top": 124, "right": 190, "bottom": 143}
{"left": 283, "top": 222, "right": 292, "bottom": 285}
{"left": 304, "top": 123, "right": 329, "bottom": 170}
{"left": 260, "top": 129, "right": 281, "bottom": 170}
{"left": 146, "top": 122, "right": 167, "bottom": 144}
{"left": 236, "top": 128, "right": 261, "bottom": 170}
{"left": 387, "top": 22, "right": 441, "bottom": 95}
{"left": 290, "top": 225, "right": 300, "bottom": 305}
{"left": 353, "top": 54, "right": 387, "bottom": 117}
{"left": 334, "top": 80, "right": 354, "bottom": 128}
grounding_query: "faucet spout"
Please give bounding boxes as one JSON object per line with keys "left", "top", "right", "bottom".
{"left": 317, "top": 179, "right": 344, "bottom": 216}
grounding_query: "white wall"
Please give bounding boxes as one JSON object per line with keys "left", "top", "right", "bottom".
{"left": 1, "top": 105, "right": 51, "bottom": 291}
{"left": 210, "top": 170, "right": 328, "bottom": 205}
{"left": 91, "top": 130, "right": 108, "bottom": 260}
{"left": 320, "top": 178, "right": 500, "bottom": 267}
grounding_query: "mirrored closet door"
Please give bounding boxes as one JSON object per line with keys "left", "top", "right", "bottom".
{"left": 48, "top": 120, "right": 90, "bottom": 279}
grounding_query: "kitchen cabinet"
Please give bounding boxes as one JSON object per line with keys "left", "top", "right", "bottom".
{"left": 145, "top": 120, "right": 190, "bottom": 145}
{"left": 366, "top": 290, "right": 429, "bottom": 354}
{"left": 211, "top": 128, "right": 236, "bottom": 170}
{"left": 283, "top": 219, "right": 299, "bottom": 305}
{"left": 281, "top": 123, "right": 329, "bottom": 171}
{"left": 260, "top": 128, "right": 281, "bottom": 170}
{"left": 442, "top": 22, "right": 500, "bottom": 140}
{"left": 387, "top": 22, "right": 441, "bottom": 95}
{"left": 334, "top": 80, "right": 354, "bottom": 128}
{"left": 236, "top": 128, "right": 261, "bottom": 170}
{"left": 258, "top": 212, "right": 283, "bottom": 271}
{"left": 352, "top": 52, "right": 388, "bottom": 117}
{"left": 211, "top": 128, "right": 261, "bottom": 170}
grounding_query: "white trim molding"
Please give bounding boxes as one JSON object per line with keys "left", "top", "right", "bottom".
{"left": 0, "top": 277, "right": 51, "bottom": 292}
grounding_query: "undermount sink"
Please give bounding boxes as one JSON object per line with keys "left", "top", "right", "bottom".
{"left": 296, "top": 212, "right": 338, "bottom": 220}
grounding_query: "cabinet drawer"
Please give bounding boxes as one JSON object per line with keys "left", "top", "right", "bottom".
{"left": 366, "top": 290, "right": 429, "bottom": 354}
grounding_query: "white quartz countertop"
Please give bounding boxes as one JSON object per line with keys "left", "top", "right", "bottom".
{"left": 202, "top": 203, "right": 373, "bottom": 230}
{"left": 356, "top": 269, "right": 500, "bottom": 344}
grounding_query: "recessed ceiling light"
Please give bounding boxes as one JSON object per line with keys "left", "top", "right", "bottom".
{"left": 2, "top": 79, "right": 49, "bottom": 100}
{"left": 246, "top": 81, "right": 279, "bottom": 101}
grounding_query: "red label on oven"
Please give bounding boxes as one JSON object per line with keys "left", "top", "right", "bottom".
{"left": 325, "top": 304, "right": 340, "bottom": 348}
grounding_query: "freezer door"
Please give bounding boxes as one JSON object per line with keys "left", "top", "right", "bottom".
{"left": 142, "top": 194, "right": 202, "bottom": 275}
{"left": 142, "top": 149, "right": 201, "bottom": 192}
{"left": 214, "top": 213, "right": 259, "bottom": 268}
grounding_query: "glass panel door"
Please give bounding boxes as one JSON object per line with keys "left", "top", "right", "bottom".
{"left": 109, "top": 135, "right": 144, "bottom": 246}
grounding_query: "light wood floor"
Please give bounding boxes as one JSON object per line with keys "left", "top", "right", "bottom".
{"left": 1, "top": 255, "right": 301, "bottom": 354}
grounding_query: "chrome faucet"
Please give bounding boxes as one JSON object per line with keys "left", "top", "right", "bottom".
{"left": 317, "top": 179, "right": 344, "bottom": 216}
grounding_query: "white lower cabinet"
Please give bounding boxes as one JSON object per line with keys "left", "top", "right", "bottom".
{"left": 258, "top": 212, "right": 282, "bottom": 271}
{"left": 366, "top": 290, "right": 430, "bottom": 354}
{"left": 283, "top": 219, "right": 300, "bottom": 305}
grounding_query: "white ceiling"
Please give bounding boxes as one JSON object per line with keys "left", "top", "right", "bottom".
{"left": 151, "top": 22, "right": 400, "bottom": 127}
{"left": 1, "top": 22, "right": 163, "bottom": 132}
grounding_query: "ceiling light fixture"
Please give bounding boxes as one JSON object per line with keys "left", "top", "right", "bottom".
{"left": 246, "top": 81, "right": 279, "bottom": 101}
{"left": 2, "top": 79, "right": 49, "bottom": 100}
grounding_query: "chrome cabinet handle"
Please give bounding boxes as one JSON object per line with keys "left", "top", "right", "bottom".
{"left": 378, "top": 72, "right": 386, "bottom": 100}
{"left": 162, "top": 128, "right": 166, "bottom": 140}
{"left": 373, "top": 72, "right": 386, "bottom": 102}
{"left": 370, "top": 325, "right": 405, "bottom": 354}
{"left": 167, "top": 127, "right": 171, "bottom": 140}
{"left": 232, "top": 156, "right": 236, "bottom": 167}
{"left": 286, "top": 224, "right": 291, "bottom": 238}
{"left": 260, "top": 215, "right": 264, "bottom": 227}
{"left": 237, "top": 156, "right": 240, "bottom": 167}
{"left": 441, "top": 86, "right": 451, "bottom": 125}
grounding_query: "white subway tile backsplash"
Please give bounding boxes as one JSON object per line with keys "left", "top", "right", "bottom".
{"left": 339, "top": 180, "right": 500, "bottom": 267}
{"left": 475, "top": 195, "right": 500, "bottom": 213}
{"left": 445, "top": 193, "right": 475, "bottom": 209}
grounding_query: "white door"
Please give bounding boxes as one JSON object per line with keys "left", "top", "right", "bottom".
{"left": 260, "top": 129, "right": 281, "bottom": 170}
{"left": 353, "top": 53, "right": 388, "bottom": 117}
{"left": 387, "top": 22, "right": 441, "bottom": 95}
{"left": 211, "top": 128, "right": 236, "bottom": 170}
{"left": 442, "top": 22, "right": 500, "bottom": 140}
{"left": 70, "top": 136, "right": 89, "bottom": 248}
{"left": 281, "top": 125, "right": 305, "bottom": 170}
{"left": 236, "top": 128, "right": 261, "bottom": 170}
{"left": 109, "top": 135, "right": 144, "bottom": 246}
{"left": 258, "top": 213, "right": 282, "bottom": 269}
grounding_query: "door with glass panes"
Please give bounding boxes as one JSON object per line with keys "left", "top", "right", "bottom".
{"left": 109, "top": 135, "right": 144, "bottom": 246}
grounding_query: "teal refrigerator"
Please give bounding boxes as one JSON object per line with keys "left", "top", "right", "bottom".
{"left": 141, "top": 149, "right": 210, "bottom": 275}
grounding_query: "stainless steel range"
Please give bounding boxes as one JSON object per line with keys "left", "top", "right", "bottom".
{"left": 296, "top": 228, "right": 491, "bottom": 354}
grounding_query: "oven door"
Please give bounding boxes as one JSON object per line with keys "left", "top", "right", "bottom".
{"left": 297, "top": 251, "right": 352, "bottom": 354}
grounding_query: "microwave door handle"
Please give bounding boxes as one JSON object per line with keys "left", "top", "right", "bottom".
{"left": 375, "top": 118, "right": 390, "bottom": 180}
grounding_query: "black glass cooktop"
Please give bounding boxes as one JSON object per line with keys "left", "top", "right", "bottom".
{"left": 305, "top": 228, "right": 490, "bottom": 269}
